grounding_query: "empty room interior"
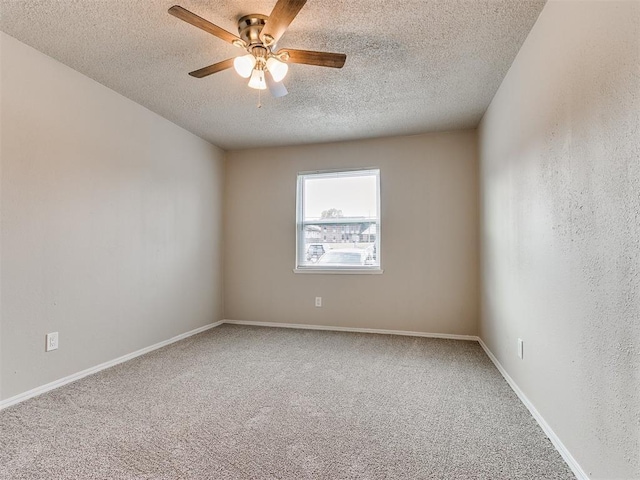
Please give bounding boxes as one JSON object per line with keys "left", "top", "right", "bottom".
{"left": 0, "top": 0, "right": 638, "bottom": 479}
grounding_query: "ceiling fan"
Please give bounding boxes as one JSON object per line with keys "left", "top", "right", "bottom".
{"left": 168, "top": 0, "right": 347, "bottom": 98}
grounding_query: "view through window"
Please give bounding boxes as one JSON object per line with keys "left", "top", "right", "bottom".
{"left": 296, "top": 169, "right": 380, "bottom": 270}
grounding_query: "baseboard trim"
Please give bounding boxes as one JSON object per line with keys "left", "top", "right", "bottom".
{"left": 222, "top": 319, "right": 479, "bottom": 341}
{"left": 477, "top": 338, "right": 588, "bottom": 480}
{"left": 0, "top": 321, "right": 225, "bottom": 410}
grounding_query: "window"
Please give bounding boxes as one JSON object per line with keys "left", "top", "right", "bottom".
{"left": 296, "top": 169, "right": 381, "bottom": 273}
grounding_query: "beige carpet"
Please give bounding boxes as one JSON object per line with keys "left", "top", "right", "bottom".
{"left": 1, "top": 324, "right": 575, "bottom": 479}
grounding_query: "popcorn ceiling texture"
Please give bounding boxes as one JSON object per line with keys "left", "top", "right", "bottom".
{"left": 479, "top": 1, "right": 640, "bottom": 478}
{"left": 0, "top": 325, "right": 575, "bottom": 479}
{"left": 0, "top": 0, "right": 546, "bottom": 150}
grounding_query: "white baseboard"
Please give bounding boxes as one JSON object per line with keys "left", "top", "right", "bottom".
{"left": 223, "top": 319, "right": 479, "bottom": 341}
{"left": 477, "top": 338, "right": 588, "bottom": 480}
{"left": 0, "top": 321, "right": 224, "bottom": 410}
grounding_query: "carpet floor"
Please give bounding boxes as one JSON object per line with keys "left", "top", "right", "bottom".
{"left": 1, "top": 324, "right": 575, "bottom": 479}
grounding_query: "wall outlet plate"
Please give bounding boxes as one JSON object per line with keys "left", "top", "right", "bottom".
{"left": 46, "top": 332, "right": 59, "bottom": 352}
{"left": 517, "top": 338, "right": 524, "bottom": 359}
{"left": 315, "top": 297, "right": 322, "bottom": 307}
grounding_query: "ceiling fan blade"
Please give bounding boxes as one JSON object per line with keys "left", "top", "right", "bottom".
{"left": 266, "top": 72, "right": 288, "bottom": 98}
{"left": 279, "top": 49, "right": 346, "bottom": 68}
{"left": 169, "top": 5, "right": 244, "bottom": 46}
{"left": 260, "top": 0, "right": 307, "bottom": 46}
{"left": 189, "top": 58, "right": 235, "bottom": 78}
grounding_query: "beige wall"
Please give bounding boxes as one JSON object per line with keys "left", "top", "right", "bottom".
{"left": 0, "top": 33, "right": 225, "bottom": 401}
{"left": 225, "top": 131, "right": 479, "bottom": 335}
{"left": 479, "top": 1, "right": 640, "bottom": 478}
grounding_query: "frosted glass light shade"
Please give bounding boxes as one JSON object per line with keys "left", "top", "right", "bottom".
{"left": 233, "top": 54, "right": 256, "bottom": 78}
{"left": 248, "top": 69, "right": 267, "bottom": 90}
{"left": 266, "top": 57, "right": 288, "bottom": 82}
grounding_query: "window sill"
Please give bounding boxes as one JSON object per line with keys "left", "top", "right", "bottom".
{"left": 293, "top": 268, "right": 384, "bottom": 275}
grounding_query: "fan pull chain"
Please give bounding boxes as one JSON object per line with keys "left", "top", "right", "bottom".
{"left": 257, "top": 89, "right": 262, "bottom": 109}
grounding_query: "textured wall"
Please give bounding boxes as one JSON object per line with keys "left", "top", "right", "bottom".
{"left": 225, "top": 131, "right": 479, "bottom": 335}
{"left": 479, "top": 1, "right": 640, "bottom": 478}
{"left": 0, "top": 33, "right": 225, "bottom": 400}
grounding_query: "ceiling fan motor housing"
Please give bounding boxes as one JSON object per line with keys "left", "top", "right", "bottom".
{"left": 238, "top": 15, "right": 269, "bottom": 49}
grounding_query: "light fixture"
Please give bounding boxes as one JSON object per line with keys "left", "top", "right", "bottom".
{"left": 233, "top": 54, "right": 256, "bottom": 78}
{"left": 266, "top": 57, "right": 289, "bottom": 83}
{"left": 248, "top": 68, "right": 267, "bottom": 90}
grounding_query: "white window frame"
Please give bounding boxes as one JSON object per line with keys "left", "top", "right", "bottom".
{"left": 294, "top": 168, "right": 382, "bottom": 274}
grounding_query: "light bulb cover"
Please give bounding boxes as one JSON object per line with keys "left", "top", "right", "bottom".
{"left": 234, "top": 54, "right": 256, "bottom": 78}
{"left": 248, "top": 69, "right": 267, "bottom": 90}
{"left": 266, "top": 57, "right": 289, "bottom": 83}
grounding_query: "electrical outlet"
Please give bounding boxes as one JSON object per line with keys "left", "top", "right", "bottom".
{"left": 315, "top": 297, "right": 322, "bottom": 307}
{"left": 517, "top": 338, "right": 524, "bottom": 359}
{"left": 46, "top": 332, "right": 59, "bottom": 352}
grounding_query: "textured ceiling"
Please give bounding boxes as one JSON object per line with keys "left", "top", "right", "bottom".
{"left": 0, "top": 1, "right": 546, "bottom": 150}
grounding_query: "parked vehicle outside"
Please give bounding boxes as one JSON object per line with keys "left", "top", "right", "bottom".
{"left": 306, "top": 243, "right": 327, "bottom": 262}
{"left": 316, "top": 248, "right": 373, "bottom": 267}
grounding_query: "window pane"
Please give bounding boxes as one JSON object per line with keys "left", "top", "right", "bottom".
{"left": 303, "top": 173, "right": 378, "bottom": 221}
{"left": 301, "top": 221, "right": 379, "bottom": 267}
